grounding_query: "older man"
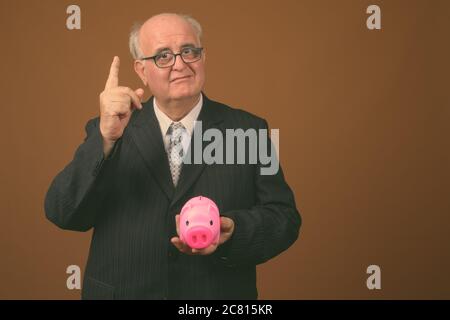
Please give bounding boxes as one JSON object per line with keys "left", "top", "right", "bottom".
{"left": 45, "top": 13, "right": 301, "bottom": 299}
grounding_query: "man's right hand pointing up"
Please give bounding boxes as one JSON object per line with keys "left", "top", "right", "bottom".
{"left": 99, "top": 56, "right": 144, "bottom": 157}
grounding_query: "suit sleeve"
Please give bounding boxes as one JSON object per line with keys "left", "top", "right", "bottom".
{"left": 217, "top": 119, "right": 302, "bottom": 266}
{"left": 44, "top": 117, "right": 119, "bottom": 232}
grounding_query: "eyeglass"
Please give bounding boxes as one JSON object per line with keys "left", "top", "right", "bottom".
{"left": 141, "top": 47, "right": 204, "bottom": 68}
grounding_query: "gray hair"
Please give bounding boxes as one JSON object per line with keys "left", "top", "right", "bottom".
{"left": 129, "top": 13, "right": 203, "bottom": 60}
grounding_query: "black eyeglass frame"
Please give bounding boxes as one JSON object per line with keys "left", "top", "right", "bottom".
{"left": 140, "top": 47, "right": 204, "bottom": 68}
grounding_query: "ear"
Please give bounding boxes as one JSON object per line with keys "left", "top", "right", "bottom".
{"left": 134, "top": 60, "right": 147, "bottom": 86}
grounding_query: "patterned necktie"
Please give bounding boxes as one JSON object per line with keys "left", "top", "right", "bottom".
{"left": 166, "top": 122, "right": 186, "bottom": 187}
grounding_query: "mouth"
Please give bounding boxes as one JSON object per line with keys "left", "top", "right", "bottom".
{"left": 171, "top": 76, "right": 191, "bottom": 83}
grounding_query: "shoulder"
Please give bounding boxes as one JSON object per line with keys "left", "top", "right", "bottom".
{"left": 205, "top": 96, "right": 268, "bottom": 129}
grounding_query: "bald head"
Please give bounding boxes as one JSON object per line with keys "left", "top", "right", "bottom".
{"left": 129, "top": 13, "right": 202, "bottom": 60}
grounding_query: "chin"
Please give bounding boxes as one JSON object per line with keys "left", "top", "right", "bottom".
{"left": 170, "top": 87, "right": 200, "bottom": 101}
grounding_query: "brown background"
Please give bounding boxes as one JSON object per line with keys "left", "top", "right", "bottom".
{"left": 0, "top": 0, "right": 449, "bottom": 299}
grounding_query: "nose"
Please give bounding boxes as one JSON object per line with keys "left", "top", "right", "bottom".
{"left": 172, "top": 53, "right": 188, "bottom": 71}
{"left": 185, "top": 226, "right": 213, "bottom": 249}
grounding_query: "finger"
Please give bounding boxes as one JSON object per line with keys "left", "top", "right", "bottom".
{"left": 108, "top": 93, "right": 131, "bottom": 105}
{"left": 119, "top": 87, "right": 143, "bottom": 110}
{"left": 220, "top": 217, "right": 234, "bottom": 231}
{"left": 171, "top": 237, "right": 184, "bottom": 250}
{"left": 105, "top": 56, "right": 120, "bottom": 90}
{"left": 102, "top": 104, "right": 130, "bottom": 118}
{"left": 105, "top": 88, "right": 142, "bottom": 114}
{"left": 105, "top": 97, "right": 133, "bottom": 115}
{"left": 171, "top": 237, "right": 191, "bottom": 254}
{"left": 175, "top": 215, "right": 180, "bottom": 236}
{"left": 135, "top": 88, "right": 144, "bottom": 110}
{"left": 219, "top": 232, "right": 226, "bottom": 244}
{"left": 135, "top": 88, "right": 144, "bottom": 100}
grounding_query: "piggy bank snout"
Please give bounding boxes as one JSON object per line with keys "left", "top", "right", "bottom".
{"left": 185, "top": 226, "right": 213, "bottom": 249}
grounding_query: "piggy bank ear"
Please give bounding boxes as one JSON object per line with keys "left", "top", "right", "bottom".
{"left": 180, "top": 204, "right": 192, "bottom": 216}
{"left": 207, "top": 203, "right": 219, "bottom": 216}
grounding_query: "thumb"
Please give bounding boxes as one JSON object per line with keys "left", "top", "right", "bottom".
{"left": 135, "top": 88, "right": 144, "bottom": 100}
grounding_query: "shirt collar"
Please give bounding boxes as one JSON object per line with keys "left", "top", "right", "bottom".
{"left": 153, "top": 93, "right": 203, "bottom": 136}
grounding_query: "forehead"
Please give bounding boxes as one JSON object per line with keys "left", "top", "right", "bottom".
{"left": 139, "top": 17, "right": 199, "bottom": 54}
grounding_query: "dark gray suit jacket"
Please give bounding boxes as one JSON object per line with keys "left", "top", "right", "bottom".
{"left": 44, "top": 94, "right": 301, "bottom": 299}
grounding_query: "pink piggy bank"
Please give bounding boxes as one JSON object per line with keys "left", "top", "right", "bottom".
{"left": 179, "top": 196, "right": 221, "bottom": 249}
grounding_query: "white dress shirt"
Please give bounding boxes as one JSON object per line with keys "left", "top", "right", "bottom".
{"left": 153, "top": 94, "right": 203, "bottom": 154}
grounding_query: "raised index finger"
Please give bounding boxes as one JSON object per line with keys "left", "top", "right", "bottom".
{"left": 105, "top": 56, "right": 120, "bottom": 89}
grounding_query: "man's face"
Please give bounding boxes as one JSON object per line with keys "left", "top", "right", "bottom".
{"left": 135, "top": 15, "right": 206, "bottom": 104}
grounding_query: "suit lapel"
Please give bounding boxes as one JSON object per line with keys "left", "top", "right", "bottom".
{"left": 129, "top": 97, "right": 175, "bottom": 201}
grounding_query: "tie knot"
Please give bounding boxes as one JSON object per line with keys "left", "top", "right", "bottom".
{"left": 167, "top": 122, "right": 185, "bottom": 136}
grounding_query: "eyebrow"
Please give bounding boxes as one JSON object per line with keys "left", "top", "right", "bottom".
{"left": 153, "top": 43, "right": 198, "bottom": 55}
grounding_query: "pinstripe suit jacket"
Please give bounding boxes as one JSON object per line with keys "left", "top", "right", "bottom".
{"left": 45, "top": 94, "right": 301, "bottom": 299}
